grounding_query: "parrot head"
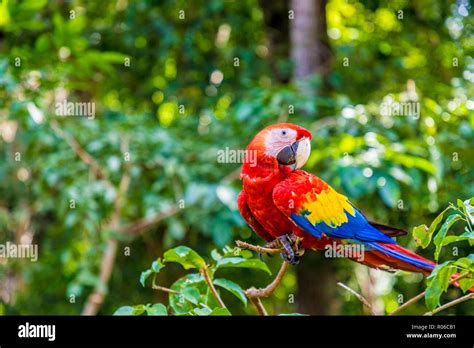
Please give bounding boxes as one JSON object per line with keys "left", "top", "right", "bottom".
{"left": 247, "top": 123, "right": 312, "bottom": 169}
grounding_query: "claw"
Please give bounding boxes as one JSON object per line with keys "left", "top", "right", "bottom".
{"left": 258, "top": 234, "right": 303, "bottom": 264}
{"left": 281, "top": 252, "right": 300, "bottom": 265}
{"left": 280, "top": 235, "right": 296, "bottom": 264}
{"left": 267, "top": 234, "right": 303, "bottom": 265}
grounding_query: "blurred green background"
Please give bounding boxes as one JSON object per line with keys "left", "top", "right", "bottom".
{"left": 0, "top": 0, "right": 473, "bottom": 315}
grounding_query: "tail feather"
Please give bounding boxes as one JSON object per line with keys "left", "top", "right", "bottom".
{"left": 365, "top": 242, "right": 474, "bottom": 292}
{"left": 369, "top": 222, "right": 407, "bottom": 237}
{"left": 366, "top": 242, "right": 436, "bottom": 272}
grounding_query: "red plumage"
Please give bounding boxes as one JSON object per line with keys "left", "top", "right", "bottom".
{"left": 237, "top": 123, "right": 474, "bottom": 292}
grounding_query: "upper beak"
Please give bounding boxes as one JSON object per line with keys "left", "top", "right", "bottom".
{"left": 276, "top": 137, "right": 311, "bottom": 169}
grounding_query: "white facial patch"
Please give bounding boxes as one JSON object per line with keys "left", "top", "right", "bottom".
{"left": 264, "top": 128, "right": 298, "bottom": 157}
{"left": 295, "top": 137, "right": 311, "bottom": 169}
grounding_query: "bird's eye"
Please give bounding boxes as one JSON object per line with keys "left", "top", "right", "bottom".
{"left": 281, "top": 130, "right": 287, "bottom": 136}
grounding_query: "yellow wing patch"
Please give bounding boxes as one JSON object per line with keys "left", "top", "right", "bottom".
{"left": 302, "top": 187, "right": 355, "bottom": 227}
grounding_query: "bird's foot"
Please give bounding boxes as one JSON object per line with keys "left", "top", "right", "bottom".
{"left": 263, "top": 233, "right": 304, "bottom": 265}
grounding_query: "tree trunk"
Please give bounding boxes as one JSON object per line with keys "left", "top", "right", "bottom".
{"left": 259, "top": 0, "right": 291, "bottom": 83}
{"left": 289, "top": 0, "right": 334, "bottom": 314}
{"left": 290, "top": 0, "right": 330, "bottom": 79}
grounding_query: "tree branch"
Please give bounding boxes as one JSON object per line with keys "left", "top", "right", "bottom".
{"left": 50, "top": 120, "right": 106, "bottom": 180}
{"left": 235, "top": 239, "right": 292, "bottom": 315}
{"left": 152, "top": 284, "right": 178, "bottom": 294}
{"left": 51, "top": 122, "right": 179, "bottom": 315}
{"left": 424, "top": 292, "right": 474, "bottom": 316}
{"left": 337, "top": 282, "right": 376, "bottom": 315}
{"left": 82, "top": 138, "right": 130, "bottom": 316}
{"left": 245, "top": 261, "right": 289, "bottom": 299}
{"left": 118, "top": 205, "right": 179, "bottom": 236}
{"left": 201, "top": 264, "right": 226, "bottom": 308}
{"left": 249, "top": 297, "right": 268, "bottom": 316}
{"left": 235, "top": 240, "right": 284, "bottom": 255}
{"left": 389, "top": 291, "right": 425, "bottom": 316}
{"left": 389, "top": 271, "right": 472, "bottom": 316}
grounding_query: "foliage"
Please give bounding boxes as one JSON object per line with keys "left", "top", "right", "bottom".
{"left": 0, "top": 0, "right": 472, "bottom": 315}
{"left": 115, "top": 199, "right": 474, "bottom": 315}
{"left": 413, "top": 198, "right": 474, "bottom": 310}
{"left": 114, "top": 246, "right": 271, "bottom": 316}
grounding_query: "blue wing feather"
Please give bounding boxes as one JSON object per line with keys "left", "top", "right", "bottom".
{"left": 291, "top": 209, "right": 395, "bottom": 244}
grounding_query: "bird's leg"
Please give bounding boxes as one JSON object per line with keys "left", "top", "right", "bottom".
{"left": 280, "top": 235, "right": 297, "bottom": 265}
{"left": 263, "top": 233, "right": 303, "bottom": 265}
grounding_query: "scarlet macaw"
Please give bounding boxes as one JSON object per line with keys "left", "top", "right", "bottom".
{"left": 238, "top": 123, "right": 468, "bottom": 283}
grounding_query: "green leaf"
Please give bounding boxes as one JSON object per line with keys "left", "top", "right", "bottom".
{"left": 425, "top": 262, "right": 456, "bottom": 310}
{"left": 180, "top": 287, "right": 201, "bottom": 305}
{"left": 413, "top": 207, "right": 450, "bottom": 248}
{"left": 216, "top": 257, "right": 271, "bottom": 275}
{"left": 433, "top": 214, "right": 462, "bottom": 261}
{"left": 461, "top": 198, "right": 474, "bottom": 224}
{"left": 457, "top": 199, "right": 469, "bottom": 219}
{"left": 194, "top": 307, "right": 231, "bottom": 316}
{"left": 208, "top": 307, "right": 231, "bottom": 316}
{"left": 140, "top": 259, "right": 165, "bottom": 287}
{"left": 211, "top": 249, "right": 222, "bottom": 261}
{"left": 459, "top": 278, "right": 474, "bottom": 292}
{"left": 454, "top": 255, "right": 474, "bottom": 271}
{"left": 145, "top": 303, "right": 168, "bottom": 316}
{"left": 412, "top": 224, "right": 430, "bottom": 248}
{"left": 113, "top": 305, "right": 145, "bottom": 316}
{"left": 194, "top": 307, "right": 212, "bottom": 316}
{"left": 113, "top": 306, "right": 134, "bottom": 316}
{"left": 169, "top": 274, "right": 205, "bottom": 315}
{"left": 278, "top": 313, "right": 307, "bottom": 316}
{"left": 19, "top": 0, "right": 48, "bottom": 12}
{"left": 139, "top": 269, "right": 153, "bottom": 287}
{"left": 152, "top": 259, "right": 165, "bottom": 272}
{"left": 164, "top": 246, "right": 206, "bottom": 270}
{"left": 100, "top": 51, "right": 128, "bottom": 64}
{"left": 441, "top": 231, "right": 474, "bottom": 246}
{"left": 213, "top": 278, "right": 247, "bottom": 305}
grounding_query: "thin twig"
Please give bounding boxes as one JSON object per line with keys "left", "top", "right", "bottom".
{"left": 52, "top": 121, "right": 179, "bottom": 315}
{"left": 389, "top": 271, "right": 471, "bottom": 316}
{"left": 250, "top": 297, "right": 268, "bottom": 316}
{"left": 235, "top": 240, "right": 284, "bottom": 255}
{"left": 82, "top": 138, "right": 130, "bottom": 316}
{"left": 337, "top": 282, "right": 376, "bottom": 315}
{"left": 118, "top": 205, "right": 179, "bottom": 236}
{"left": 82, "top": 239, "right": 119, "bottom": 315}
{"left": 50, "top": 120, "right": 106, "bottom": 180}
{"left": 245, "top": 261, "right": 289, "bottom": 298}
{"left": 424, "top": 293, "right": 474, "bottom": 316}
{"left": 152, "top": 284, "right": 178, "bottom": 294}
{"left": 201, "top": 265, "right": 226, "bottom": 308}
{"left": 389, "top": 292, "right": 425, "bottom": 316}
{"left": 236, "top": 240, "right": 293, "bottom": 315}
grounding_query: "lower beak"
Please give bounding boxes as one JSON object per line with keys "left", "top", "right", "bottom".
{"left": 276, "top": 142, "right": 298, "bottom": 166}
{"left": 276, "top": 138, "right": 311, "bottom": 169}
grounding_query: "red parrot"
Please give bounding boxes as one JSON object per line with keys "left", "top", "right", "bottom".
{"left": 238, "top": 123, "right": 472, "bottom": 289}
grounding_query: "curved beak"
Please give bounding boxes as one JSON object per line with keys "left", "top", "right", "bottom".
{"left": 276, "top": 137, "right": 311, "bottom": 169}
